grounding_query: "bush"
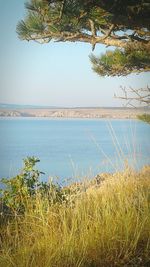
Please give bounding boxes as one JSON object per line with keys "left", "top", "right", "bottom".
{"left": 0, "top": 157, "right": 64, "bottom": 216}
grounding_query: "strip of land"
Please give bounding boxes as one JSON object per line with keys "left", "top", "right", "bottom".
{"left": 0, "top": 107, "right": 150, "bottom": 119}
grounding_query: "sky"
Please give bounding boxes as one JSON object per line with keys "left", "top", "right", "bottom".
{"left": 0, "top": 0, "right": 150, "bottom": 107}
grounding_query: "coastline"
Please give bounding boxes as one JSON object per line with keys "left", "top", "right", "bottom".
{"left": 0, "top": 107, "right": 149, "bottom": 119}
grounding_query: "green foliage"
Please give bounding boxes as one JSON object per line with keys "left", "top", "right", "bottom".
{"left": 137, "top": 113, "right": 150, "bottom": 124}
{"left": 90, "top": 44, "right": 150, "bottom": 76}
{"left": 16, "top": 0, "right": 111, "bottom": 39}
{"left": 0, "top": 157, "right": 63, "bottom": 214}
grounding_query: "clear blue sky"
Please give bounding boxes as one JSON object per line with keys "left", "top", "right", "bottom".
{"left": 0, "top": 0, "right": 149, "bottom": 107}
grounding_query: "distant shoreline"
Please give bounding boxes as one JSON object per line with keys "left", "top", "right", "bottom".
{"left": 0, "top": 107, "right": 149, "bottom": 119}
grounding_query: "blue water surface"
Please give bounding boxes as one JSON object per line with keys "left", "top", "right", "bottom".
{"left": 0, "top": 118, "right": 149, "bottom": 183}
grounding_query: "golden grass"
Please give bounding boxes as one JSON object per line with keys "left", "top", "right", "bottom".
{"left": 0, "top": 166, "right": 150, "bottom": 267}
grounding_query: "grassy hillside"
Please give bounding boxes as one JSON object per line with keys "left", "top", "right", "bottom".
{"left": 0, "top": 160, "right": 150, "bottom": 267}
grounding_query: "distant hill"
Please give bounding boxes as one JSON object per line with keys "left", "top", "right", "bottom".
{"left": 0, "top": 103, "right": 149, "bottom": 110}
{"left": 0, "top": 103, "right": 59, "bottom": 109}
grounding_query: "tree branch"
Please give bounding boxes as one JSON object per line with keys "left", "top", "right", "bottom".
{"left": 89, "top": 19, "right": 97, "bottom": 50}
{"left": 115, "top": 86, "right": 150, "bottom": 107}
{"left": 102, "top": 24, "right": 115, "bottom": 40}
{"left": 59, "top": 0, "right": 66, "bottom": 20}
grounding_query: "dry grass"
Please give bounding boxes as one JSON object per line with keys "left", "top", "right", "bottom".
{"left": 0, "top": 166, "right": 150, "bottom": 267}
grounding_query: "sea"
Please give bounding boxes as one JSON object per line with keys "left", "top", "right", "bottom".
{"left": 0, "top": 118, "right": 150, "bottom": 184}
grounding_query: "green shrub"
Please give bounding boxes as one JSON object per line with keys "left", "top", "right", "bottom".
{"left": 0, "top": 157, "right": 63, "bottom": 215}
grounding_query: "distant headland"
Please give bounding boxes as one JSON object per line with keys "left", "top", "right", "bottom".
{"left": 0, "top": 103, "right": 149, "bottom": 119}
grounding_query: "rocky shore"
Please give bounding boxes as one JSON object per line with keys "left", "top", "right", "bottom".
{"left": 0, "top": 107, "right": 149, "bottom": 119}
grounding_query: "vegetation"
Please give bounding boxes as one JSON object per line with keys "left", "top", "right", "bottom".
{"left": 90, "top": 45, "right": 150, "bottom": 77}
{"left": 0, "top": 158, "right": 150, "bottom": 267}
{"left": 17, "top": 1, "right": 150, "bottom": 76}
{"left": 137, "top": 113, "right": 150, "bottom": 124}
{"left": 0, "top": 157, "right": 64, "bottom": 216}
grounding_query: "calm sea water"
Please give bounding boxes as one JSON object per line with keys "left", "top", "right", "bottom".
{"left": 0, "top": 118, "right": 150, "bottom": 183}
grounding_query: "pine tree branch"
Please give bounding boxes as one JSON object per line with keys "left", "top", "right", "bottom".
{"left": 59, "top": 0, "right": 66, "bottom": 20}
{"left": 102, "top": 24, "right": 115, "bottom": 40}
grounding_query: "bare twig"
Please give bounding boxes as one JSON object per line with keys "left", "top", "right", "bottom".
{"left": 115, "top": 86, "right": 150, "bottom": 107}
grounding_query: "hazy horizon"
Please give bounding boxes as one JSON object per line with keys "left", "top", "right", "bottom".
{"left": 1, "top": 102, "right": 149, "bottom": 109}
